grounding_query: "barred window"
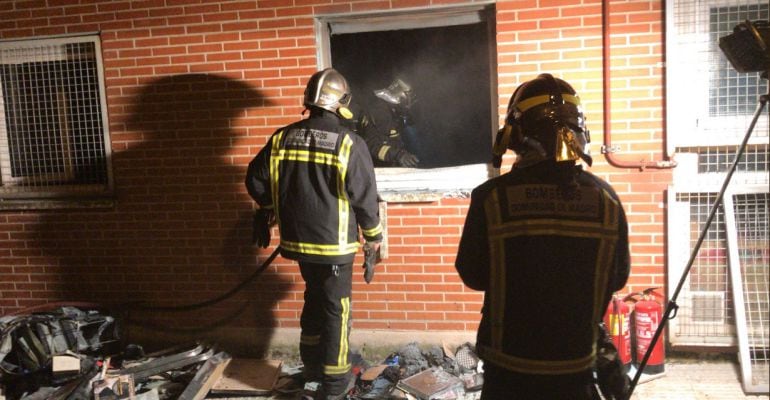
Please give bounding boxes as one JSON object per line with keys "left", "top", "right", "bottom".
{"left": 667, "top": 0, "right": 769, "bottom": 148}
{"left": 0, "top": 35, "right": 112, "bottom": 204}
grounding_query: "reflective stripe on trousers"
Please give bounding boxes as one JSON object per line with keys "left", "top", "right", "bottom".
{"left": 298, "top": 262, "right": 353, "bottom": 386}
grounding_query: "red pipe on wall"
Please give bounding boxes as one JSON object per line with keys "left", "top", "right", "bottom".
{"left": 601, "top": 0, "right": 677, "bottom": 170}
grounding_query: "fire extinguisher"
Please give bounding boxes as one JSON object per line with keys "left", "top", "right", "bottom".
{"left": 603, "top": 294, "right": 632, "bottom": 372}
{"left": 633, "top": 288, "right": 665, "bottom": 374}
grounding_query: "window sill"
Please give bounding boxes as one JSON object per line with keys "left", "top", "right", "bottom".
{"left": 0, "top": 197, "right": 116, "bottom": 211}
{"left": 375, "top": 163, "right": 494, "bottom": 203}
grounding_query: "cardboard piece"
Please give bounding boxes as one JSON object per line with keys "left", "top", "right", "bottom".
{"left": 210, "top": 359, "right": 282, "bottom": 396}
{"left": 52, "top": 351, "right": 81, "bottom": 376}
{"left": 396, "top": 367, "right": 463, "bottom": 400}
{"left": 361, "top": 364, "right": 389, "bottom": 381}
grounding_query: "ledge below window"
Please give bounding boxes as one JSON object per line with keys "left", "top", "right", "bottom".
{"left": 375, "top": 163, "right": 495, "bottom": 203}
{"left": 0, "top": 197, "right": 116, "bottom": 211}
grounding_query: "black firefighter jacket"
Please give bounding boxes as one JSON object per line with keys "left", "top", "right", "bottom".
{"left": 245, "top": 110, "right": 383, "bottom": 265}
{"left": 455, "top": 160, "right": 630, "bottom": 377}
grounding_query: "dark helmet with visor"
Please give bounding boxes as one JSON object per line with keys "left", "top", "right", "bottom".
{"left": 303, "top": 68, "right": 353, "bottom": 119}
{"left": 492, "top": 73, "right": 592, "bottom": 168}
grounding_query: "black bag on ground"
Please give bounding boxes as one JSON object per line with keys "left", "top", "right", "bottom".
{"left": 595, "top": 322, "right": 630, "bottom": 400}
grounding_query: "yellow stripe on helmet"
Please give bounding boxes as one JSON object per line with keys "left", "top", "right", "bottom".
{"left": 516, "top": 93, "right": 581, "bottom": 113}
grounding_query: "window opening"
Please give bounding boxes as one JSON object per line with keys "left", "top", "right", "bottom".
{"left": 330, "top": 22, "right": 492, "bottom": 168}
{"left": 316, "top": 6, "right": 497, "bottom": 198}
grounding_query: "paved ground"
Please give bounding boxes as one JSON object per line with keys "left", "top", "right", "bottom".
{"left": 629, "top": 358, "right": 769, "bottom": 400}
{"left": 206, "top": 356, "right": 769, "bottom": 400}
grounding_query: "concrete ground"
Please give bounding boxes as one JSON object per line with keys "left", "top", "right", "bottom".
{"left": 629, "top": 358, "right": 769, "bottom": 400}
{"left": 205, "top": 352, "right": 769, "bottom": 400}
{"left": 171, "top": 329, "right": 769, "bottom": 399}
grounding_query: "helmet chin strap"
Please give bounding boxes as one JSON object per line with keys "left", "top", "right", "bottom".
{"left": 512, "top": 137, "right": 549, "bottom": 168}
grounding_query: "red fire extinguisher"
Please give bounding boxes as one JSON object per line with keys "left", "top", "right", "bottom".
{"left": 603, "top": 294, "right": 632, "bottom": 372}
{"left": 633, "top": 288, "right": 665, "bottom": 374}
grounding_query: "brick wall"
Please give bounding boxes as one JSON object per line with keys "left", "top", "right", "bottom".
{"left": 0, "top": 0, "right": 671, "bottom": 345}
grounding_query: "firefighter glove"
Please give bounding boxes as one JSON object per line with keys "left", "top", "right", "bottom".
{"left": 395, "top": 149, "right": 419, "bottom": 168}
{"left": 362, "top": 241, "right": 381, "bottom": 284}
{"left": 253, "top": 209, "right": 274, "bottom": 248}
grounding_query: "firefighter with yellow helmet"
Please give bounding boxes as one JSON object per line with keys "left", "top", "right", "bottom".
{"left": 455, "top": 73, "right": 630, "bottom": 399}
{"left": 245, "top": 68, "right": 382, "bottom": 400}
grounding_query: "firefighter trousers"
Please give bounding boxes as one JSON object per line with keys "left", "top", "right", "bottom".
{"left": 298, "top": 262, "right": 353, "bottom": 394}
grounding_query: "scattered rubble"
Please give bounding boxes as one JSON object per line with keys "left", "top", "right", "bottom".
{"left": 1, "top": 307, "right": 484, "bottom": 400}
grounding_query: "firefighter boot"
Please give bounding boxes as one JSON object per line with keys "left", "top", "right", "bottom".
{"left": 316, "top": 371, "right": 356, "bottom": 400}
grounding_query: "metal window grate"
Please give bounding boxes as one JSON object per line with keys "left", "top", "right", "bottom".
{"left": 676, "top": 144, "right": 769, "bottom": 174}
{"left": 732, "top": 192, "right": 769, "bottom": 390}
{"left": 668, "top": 0, "right": 769, "bottom": 148}
{"left": 708, "top": 4, "right": 770, "bottom": 117}
{"left": 673, "top": 192, "right": 736, "bottom": 339}
{"left": 0, "top": 36, "right": 111, "bottom": 198}
{"left": 669, "top": 4, "right": 770, "bottom": 390}
{"left": 691, "top": 291, "right": 726, "bottom": 323}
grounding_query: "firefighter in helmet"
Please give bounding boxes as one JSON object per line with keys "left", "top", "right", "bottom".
{"left": 246, "top": 68, "right": 382, "bottom": 400}
{"left": 455, "top": 73, "right": 630, "bottom": 399}
{"left": 354, "top": 78, "right": 421, "bottom": 168}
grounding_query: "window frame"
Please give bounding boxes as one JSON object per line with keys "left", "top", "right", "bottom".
{"left": 0, "top": 33, "right": 114, "bottom": 207}
{"left": 314, "top": 4, "right": 499, "bottom": 201}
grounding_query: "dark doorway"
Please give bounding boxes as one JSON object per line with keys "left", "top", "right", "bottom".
{"left": 330, "top": 21, "right": 494, "bottom": 168}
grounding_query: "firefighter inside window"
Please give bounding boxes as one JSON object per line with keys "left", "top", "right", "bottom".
{"left": 455, "top": 73, "right": 631, "bottom": 400}
{"left": 347, "top": 78, "right": 422, "bottom": 168}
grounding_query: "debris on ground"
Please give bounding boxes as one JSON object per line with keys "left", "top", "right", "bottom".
{"left": 0, "top": 306, "right": 484, "bottom": 399}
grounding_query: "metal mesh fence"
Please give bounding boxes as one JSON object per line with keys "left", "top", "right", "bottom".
{"left": 674, "top": 192, "right": 736, "bottom": 340}
{"left": 669, "top": 1, "right": 769, "bottom": 355}
{"left": 732, "top": 192, "right": 769, "bottom": 390}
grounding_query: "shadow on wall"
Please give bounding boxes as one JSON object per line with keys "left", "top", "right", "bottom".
{"left": 37, "top": 73, "right": 289, "bottom": 357}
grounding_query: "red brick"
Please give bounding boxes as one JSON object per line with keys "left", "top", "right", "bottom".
{"left": 0, "top": 0, "right": 674, "bottom": 335}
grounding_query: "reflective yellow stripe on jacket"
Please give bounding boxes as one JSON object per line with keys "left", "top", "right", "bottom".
{"left": 269, "top": 130, "right": 360, "bottom": 256}
{"left": 361, "top": 223, "right": 383, "bottom": 238}
{"left": 483, "top": 187, "right": 621, "bottom": 374}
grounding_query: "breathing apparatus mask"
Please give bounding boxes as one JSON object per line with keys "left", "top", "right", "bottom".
{"left": 374, "top": 78, "right": 415, "bottom": 118}
{"left": 492, "top": 73, "right": 592, "bottom": 169}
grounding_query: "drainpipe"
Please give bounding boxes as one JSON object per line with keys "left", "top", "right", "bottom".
{"left": 601, "top": 0, "right": 677, "bottom": 170}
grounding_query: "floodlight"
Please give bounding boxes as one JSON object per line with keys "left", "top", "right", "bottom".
{"left": 719, "top": 19, "right": 770, "bottom": 75}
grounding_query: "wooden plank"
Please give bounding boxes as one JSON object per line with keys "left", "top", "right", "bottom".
{"left": 178, "top": 352, "right": 231, "bottom": 400}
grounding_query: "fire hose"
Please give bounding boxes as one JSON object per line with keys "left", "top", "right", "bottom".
{"left": 128, "top": 240, "right": 380, "bottom": 313}
{"left": 129, "top": 246, "right": 281, "bottom": 312}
